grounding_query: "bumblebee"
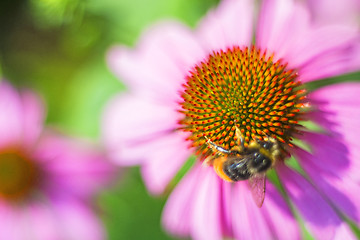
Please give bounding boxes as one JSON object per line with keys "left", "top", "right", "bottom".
{"left": 205, "top": 127, "right": 284, "bottom": 207}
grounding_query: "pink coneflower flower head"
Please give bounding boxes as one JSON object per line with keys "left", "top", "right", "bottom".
{"left": 0, "top": 81, "right": 114, "bottom": 240}
{"left": 103, "top": 0, "right": 360, "bottom": 239}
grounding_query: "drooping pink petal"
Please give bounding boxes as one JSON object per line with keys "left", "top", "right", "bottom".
{"left": 197, "top": 0, "right": 254, "bottom": 52}
{"left": 141, "top": 133, "right": 191, "bottom": 194}
{"left": 191, "top": 165, "right": 224, "bottom": 240}
{"left": 256, "top": 0, "right": 359, "bottom": 81}
{"left": 162, "top": 164, "right": 199, "bottom": 238}
{"left": 277, "top": 164, "right": 356, "bottom": 240}
{"left": 293, "top": 146, "right": 360, "bottom": 224}
{"left": 107, "top": 21, "right": 206, "bottom": 104}
{"left": 102, "top": 93, "right": 182, "bottom": 166}
{"left": 163, "top": 164, "right": 232, "bottom": 240}
{"left": 231, "top": 181, "right": 273, "bottom": 240}
{"left": 261, "top": 183, "right": 300, "bottom": 240}
{"left": 230, "top": 181, "right": 297, "bottom": 240}
{"left": 333, "top": 223, "right": 358, "bottom": 240}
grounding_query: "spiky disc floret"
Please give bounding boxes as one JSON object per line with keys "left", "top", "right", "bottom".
{"left": 179, "top": 46, "right": 306, "bottom": 158}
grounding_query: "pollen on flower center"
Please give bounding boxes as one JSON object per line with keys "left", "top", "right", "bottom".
{"left": 179, "top": 46, "right": 306, "bottom": 158}
{"left": 0, "top": 150, "right": 40, "bottom": 201}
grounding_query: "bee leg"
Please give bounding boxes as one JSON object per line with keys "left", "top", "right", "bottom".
{"left": 235, "top": 127, "right": 245, "bottom": 148}
{"left": 205, "top": 136, "right": 232, "bottom": 154}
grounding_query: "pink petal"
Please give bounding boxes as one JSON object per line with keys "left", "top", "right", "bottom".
{"left": 34, "top": 133, "right": 114, "bottom": 198}
{"left": 0, "top": 82, "right": 27, "bottom": 148}
{"left": 163, "top": 164, "right": 300, "bottom": 240}
{"left": 49, "top": 199, "right": 105, "bottom": 240}
{"left": 190, "top": 165, "right": 224, "bottom": 240}
{"left": 231, "top": 182, "right": 273, "bottom": 240}
{"left": 0, "top": 201, "right": 25, "bottom": 240}
{"left": 293, "top": 146, "right": 360, "bottom": 224}
{"left": 309, "top": 82, "right": 360, "bottom": 105}
{"left": 333, "top": 223, "right": 358, "bottom": 240}
{"left": 141, "top": 133, "right": 191, "bottom": 194}
{"left": 305, "top": 0, "right": 360, "bottom": 27}
{"left": 261, "top": 183, "right": 300, "bottom": 240}
{"left": 197, "top": 0, "right": 254, "bottom": 52}
{"left": 107, "top": 21, "right": 206, "bottom": 104}
{"left": 102, "top": 93, "right": 181, "bottom": 166}
{"left": 257, "top": 0, "right": 309, "bottom": 63}
{"left": 277, "top": 164, "right": 355, "bottom": 240}
{"left": 0, "top": 82, "right": 45, "bottom": 150}
{"left": 308, "top": 83, "right": 360, "bottom": 178}
{"left": 20, "top": 90, "right": 45, "bottom": 148}
{"left": 162, "top": 164, "right": 199, "bottom": 237}
{"left": 163, "top": 164, "right": 229, "bottom": 240}
{"left": 299, "top": 42, "right": 360, "bottom": 82}
{"left": 20, "top": 200, "right": 61, "bottom": 240}
{"left": 256, "top": 0, "right": 359, "bottom": 81}
{"left": 24, "top": 198, "right": 105, "bottom": 240}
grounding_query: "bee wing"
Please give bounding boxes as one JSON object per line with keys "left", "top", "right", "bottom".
{"left": 248, "top": 175, "right": 266, "bottom": 208}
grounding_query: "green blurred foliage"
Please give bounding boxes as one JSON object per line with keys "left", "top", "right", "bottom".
{"left": 0, "top": 0, "right": 218, "bottom": 239}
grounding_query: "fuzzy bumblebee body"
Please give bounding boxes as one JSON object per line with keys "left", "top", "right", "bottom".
{"left": 206, "top": 128, "right": 283, "bottom": 182}
{"left": 205, "top": 128, "right": 284, "bottom": 207}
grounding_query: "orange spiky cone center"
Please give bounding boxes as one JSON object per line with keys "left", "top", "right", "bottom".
{"left": 179, "top": 46, "right": 306, "bottom": 158}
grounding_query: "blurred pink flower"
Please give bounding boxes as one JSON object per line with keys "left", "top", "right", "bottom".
{"left": 103, "top": 0, "right": 360, "bottom": 239}
{"left": 0, "top": 81, "right": 114, "bottom": 240}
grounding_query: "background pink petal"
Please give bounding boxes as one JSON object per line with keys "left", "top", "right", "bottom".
{"left": 33, "top": 133, "right": 114, "bottom": 198}
{"left": 0, "top": 202, "right": 25, "bottom": 240}
{"left": 23, "top": 198, "right": 105, "bottom": 240}
{"left": 49, "top": 199, "right": 105, "bottom": 240}
{"left": 277, "top": 164, "right": 355, "bottom": 240}
{"left": 102, "top": 93, "right": 181, "bottom": 166}
{"left": 107, "top": 21, "right": 206, "bottom": 104}
{"left": 0, "top": 82, "right": 45, "bottom": 150}
{"left": 20, "top": 90, "right": 45, "bottom": 149}
{"left": 0, "top": 82, "right": 28, "bottom": 148}
{"left": 197, "top": 0, "right": 254, "bottom": 52}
